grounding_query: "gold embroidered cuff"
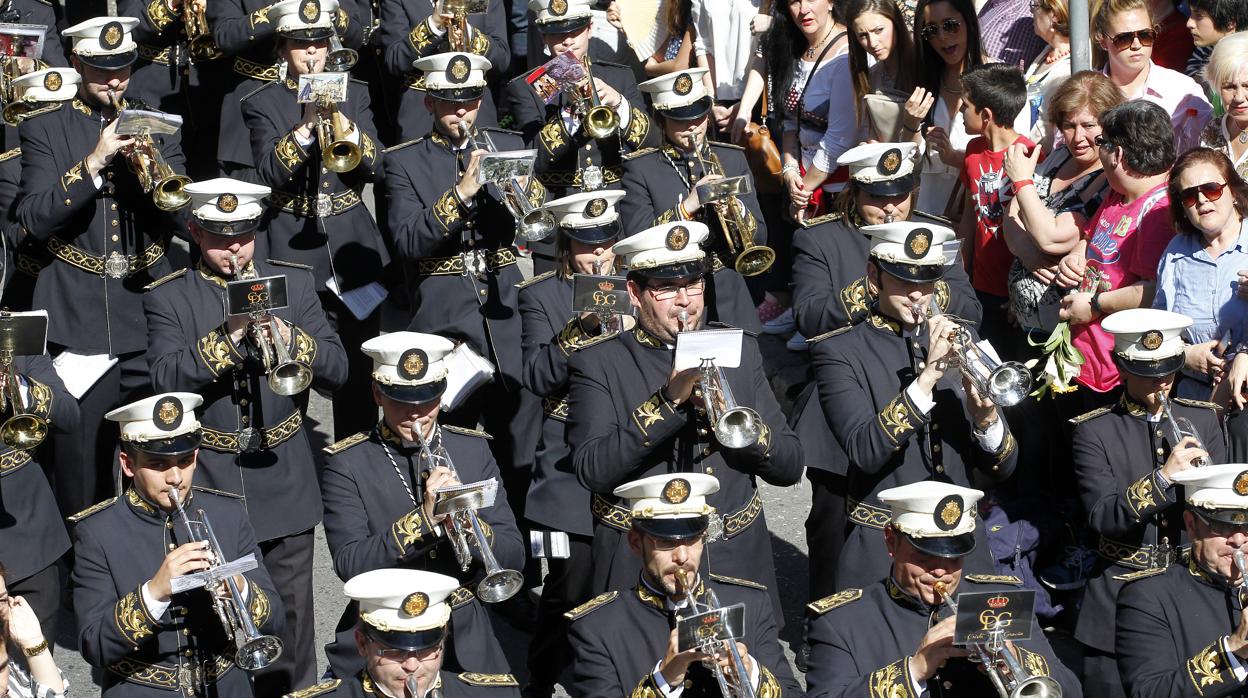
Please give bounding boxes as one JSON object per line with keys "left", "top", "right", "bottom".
{"left": 869, "top": 658, "right": 919, "bottom": 698}
{"left": 197, "top": 325, "right": 245, "bottom": 377}
{"left": 756, "top": 422, "right": 772, "bottom": 456}
{"left": 539, "top": 119, "right": 568, "bottom": 156}
{"left": 722, "top": 492, "right": 764, "bottom": 539}
{"left": 624, "top": 107, "right": 649, "bottom": 148}
{"left": 877, "top": 391, "right": 923, "bottom": 446}
{"left": 542, "top": 395, "right": 569, "bottom": 421}
{"left": 449, "top": 586, "right": 475, "bottom": 608}
{"left": 1017, "top": 646, "right": 1051, "bottom": 678}
{"left": 1126, "top": 471, "right": 1159, "bottom": 519}
{"left": 1187, "top": 641, "right": 1231, "bottom": 695}
{"left": 629, "top": 673, "right": 662, "bottom": 698}
{"left": 391, "top": 508, "right": 431, "bottom": 556}
{"left": 360, "top": 132, "right": 377, "bottom": 163}
{"left": 290, "top": 324, "right": 317, "bottom": 366}
{"left": 146, "top": 0, "right": 176, "bottom": 30}
{"left": 470, "top": 31, "right": 490, "bottom": 55}
{"left": 248, "top": 579, "right": 271, "bottom": 628}
{"left": 249, "top": 6, "right": 272, "bottom": 29}
{"left": 632, "top": 388, "right": 677, "bottom": 437}
{"left": 61, "top": 159, "right": 86, "bottom": 192}
{"left": 991, "top": 431, "right": 1016, "bottom": 465}
{"left": 410, "top": 21, "right": 433, "bottom": 52}
{"left": 433, "top": 188, "right": 465, "bottom": 232}
{"left": 334, "top": 7, "right": 349, "bottom": 31}
{"left": 26, "top": 376, "right": 51, "bottom": 419}
{"left": 115, "top": 587, "right": 157, "bottom": 648}
{"left": 757, "top": 667, "right": 781, "bottom": 698}
{"left": 275, "top": 132, "right": 308, "bottom": 173}
{"left": 654, "top": 207, "right": 679, "bottom": 225}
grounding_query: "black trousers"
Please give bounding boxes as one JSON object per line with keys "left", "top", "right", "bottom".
{"left": 318, "top": 291, "right": 382, "bottom": 441}
{"left": 253, "top": 528, "right": 317, "bottom": 696}
{"left": 1082, "top": 647, "right": 1126, "bottom": 698}
{"left": 8, "top": 562, "right": 59, "bottom": 652}
{"left": 525, "top": 533, "right": 594, "bottom": 696}
{"left": 805, "top": 468, "right": 848, "bottom": 601}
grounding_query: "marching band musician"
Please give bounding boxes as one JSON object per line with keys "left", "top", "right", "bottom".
{"left": 516, "top": 189, "right": 629, "bottom": 696}
{"left": 1071, "top": 308, "right": 1226, "bottom": 698}
{"left": 805, "top": 481, "right": 1081, "bottom": 698}
{"left": 142, "top": 177, "right": 347, "bottom": 693}
{"left": 621, "top": 67, "right": 768, "bottom": 334}
{"left": 566, "top": 221, "right": 803, "bottom": 616}
{"left": 286, "top": 569, "right": 521, "bottom": 698}
{"left": 500, "top": 0, "right": 652, "bottom": 273}
{"left": 0, "top": 315, "right": 78, "bottom": 652}
{"left": 378, "top": 0, "right": 509, "bottom": 141}
{"left": 209, "top": 0, "right": 361, "bottom": 176}
{"left": 789, "top": 142, "right": 981, "bottom": 600}
{"left": 565, "top": 473, "right": 800, "bottom": 697}
{"left": 69, "top": 392, "right": 283, "bottom": 698}
{"left": 810, "top": 222, "right": 1018, "bottom": 591}
{"left": 319, "top": 332, "right": 518, "bottom": 680}
{"left": 384, "top": 50, "right": 541, "bottom": 482}
{"left": 17, "top": 17, "right": 187, "bottom": 518}
{"left": 0, "top": 0, "right": 69, "bottom": 67}
{"left": 239, "top": 0, "right": 385, "bottom": 440}
{"left": 1116, "top": 463, "right": 1248, "bottom": 697}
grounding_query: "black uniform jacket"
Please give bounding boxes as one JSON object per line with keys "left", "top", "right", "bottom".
{"left": 144, "top": 258, "right": 348, "bottom": 541}
{"left": 385, "top": 127, "right": 540, "bottom": 388}
{"left": 811, "top": 309, "right": 1018, "bottom": 589}
{"left": 377, "top": 0, "right": 508, "bottom": 141}
{"left": 1117, "top": 561, "right": 1248, "bottom": 698}
{"left": 70, "top": 486, "right": 282, "bottom": 698}
{"left": 566, "top": 573, "right": 803, "bottom": 697}
{"left": 16, "top": 96, "right": 184, "bottom": 354}
{"left": 1073, "top": 393, "right": 1226, "bottom": 653}
{"left": 241, "top": 76, "right": 387, "bottom": 292}
{"left": 318, "top": 422, "right": 519, "bottom": 678}
{"left": 0, "top": 355, "right": 77, "bottom": 580}
{"left": 285, "top": 670, "right": 521, "bottom": 698}
{"left": 567, "top": 325, "right": 802, "bottom": 600}
{"left": 806, "top": 574, "right": 1082, "bottom": 698}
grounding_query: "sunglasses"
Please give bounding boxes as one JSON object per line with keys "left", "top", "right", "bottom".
{"left": 920, "top": 18, "right": 962, "bottom": 40}
{"left": 1180, "top": 181, "right": 1228, "bottom": 207}
{"left": 1107, "top": 28, "right": 1157, "bottom": 50}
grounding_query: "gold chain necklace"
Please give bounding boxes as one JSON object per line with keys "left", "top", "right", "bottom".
{"left": 803, "top": 22, "right": 834, "bottom": 60}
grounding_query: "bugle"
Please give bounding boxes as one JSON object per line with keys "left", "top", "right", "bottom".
{"left": 109, "top": 89, "right": 192, "bottom": 211}
{"left": 168, "top": 487, "right": 283, "bottom": 671}
{"left": 0, "top": 58, "right": 35, "bottom": 125}
{"left": 695, "top": 138, "right": 776, "bottom": 276}
{"left": 462, "top": 123, "right": 554, "bottom": 241}
{"left": 1235, "top": 550, "right": 1248, "bottom": 608}
{"left": 414, "top": 425, "right": 524, "bottom": 603}
{"left": 443, "top": 0, "right": 473, "bottom": 52}
{"left": 577, "top": 59, "right": 618, "bottom": 139}
{"left": 324, "top": 35, "right": 358, "bottom": 73}
{"left": 677, "top": 310, "right": 762, "bottom": 448}
{"left": 183, "top": 0, "right": 218, "bottom": 60}
{"left": 235, "top": 255, "right": 313, "bottom": 396}
{"left": 1156, "top": 391, "right": 1208, "bottom": 466}
{"left": 676, "top": 570, "right": 755, "bottom": 698}
{"left": 921, "top": 301, "right": 1031, "bottom": 407}
{"left": 308, "top": 62, "right": 361, "bottom": 172}
{"left": 0, "top": 348, "right": 45, "bottom": 450}
{"left": 933, "top": 581, "right": 1061, "bottom": 698}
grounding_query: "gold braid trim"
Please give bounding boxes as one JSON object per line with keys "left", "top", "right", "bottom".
{"left": 1126, "top": 472, "right": 1158, "bottom": 519}
{"left": 868, "top": 658, "right": 919, "bottom": 698}
{"left": 196, "top": 327, "right": 243, "bottom": 377}
{"left": 115, "top": 588, "right": 157, "bottom": 647}
{"left": 877, "top": 392, "right": 918, "bottom": 446}
{"left": 722, "top": 492, "right": 764, "bottom": 538}
{"left": 46, "top": 237, "right": 165, "bottom": 277}
{"left": 847, "top": 497, "right": 892, "bottom": 530}
{"left": 1186, "top": 641, "right": 1229, "bottom": 695}
{"left": 391, "top": 509, "right": 427, "bottom": 554}
{"left": 0, "top": 448, "right": 31, "bottom": 475}
{"left": 537, "top": 167, "right": 623, "bottom": 188}
{"left": 266, "top": 189, "right": 361, "bottom": 217}
{"left": 232, "top": 56, "right": 279, "bottom": 81}
{"left": 200, "top": 411, "right": 303, "bottom": 453}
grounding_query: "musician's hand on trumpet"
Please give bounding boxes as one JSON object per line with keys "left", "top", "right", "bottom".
{"left": 663, "top": 367, "right": 702, "bottom": 408}
{"left": 453, "top": 148, "right": 487, "bottom": 202}
{"left": 148, "top": 540, "right": 215, "bottom": 603}
{"left": 422, "top": 464, "right": 459, "bottom": 528}
{"left": 1160, "top": 436, "right": 1207, "bottom": 481}
{"left": 708, "top": 641, "right": 756, "bottom": 689}
{"left": 295, "top": 101, "right": 320, "bottom": 142}
{"left": 589, "top": 77, "right": 623, "bottom": 111}
{"left": 916, "top": 314, "right": 959, "bottom": 392}
{"left": 660, "top": 626, "right": 712, "bottom": 688}
{"left": 86, "top": 118, "right": 134, "bottom": 179}
{"left": 682, "top": 173, "right": 724, "bottom": 216}
{"left": 908, "top": 615, "right": 972, "bottom": 680}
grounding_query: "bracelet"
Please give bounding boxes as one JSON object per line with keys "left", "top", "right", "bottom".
{"left": 1011, "top": 179, "right": 1034, "bottom": 196}
{"left": 678, "top": 199, "right": 691, "bottom": 220}
{"left": 780, "top": 164, "right": 799, "bottom": 177}
{"left": 22, "top": 640, "right": 49, "bottom": 658}
{"left": 902, "top": 123, "right": 920, "bottom": 134}
{"left": 1090, "top": 292, "right": 1103, "bottom": 316}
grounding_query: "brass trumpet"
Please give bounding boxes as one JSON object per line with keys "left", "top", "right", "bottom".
{"left": 577, "top": 59, "right": 618, "bottom": 139}
{"left": 234, "top": 256, "right": 313, "bottom": 396}
{"left": 676, "top": 570, "right": 755, "bottom": 698}
{"left": 443, "top": 0, "right": 473, "bottom": 52}
{"left": 183, "top": 0, "right": 218, "bottom": 61}
{"left": 695, "top": 137, "right": 775, "bottom": 276}
{"left": 306, "top": 60, "right": 361, "bottom": 172}
{"left": 1156, "top": 391, "right": 1208, "bottom": 466}
{"left": 1, "top": 58, "right": 36, "bottom": 125}
{"left": 462, "top": 123, "right": 554, "bottom": 241}
{"left": 0, "top": 349, "right": 46, "bottom": 450}
{"left": 109, "top": 89, "right": 192, "bottom": 211}
{"left": 324, "top": 34, "right": 358, "bottom": 72}
{"left": 677, "top": 310, "right": 762, "bottom": 449}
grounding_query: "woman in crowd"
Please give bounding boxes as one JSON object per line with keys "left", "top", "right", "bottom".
{"left": 1200, "top": 31, "right": 1248, "bottom": 179}
{"left": 644, "top": 0, "right": 701, "bottom": 76}
{"left": 911, "top": 0, "right": 988, "bottom": 214}
{"left": 1021, "top": 0, "right": 1073, "bottom": 149}
{"left": 1003, "top": 71, "right": 1118, "bottom": 350}
{"left": 844, "top": 0, "right": 932, "bottom": 142}
{"left": 1, "top": 563, "right": 67, "bottom": 698}
{"left": 1154, "top": 149, "right": 1248, "bottom": 399}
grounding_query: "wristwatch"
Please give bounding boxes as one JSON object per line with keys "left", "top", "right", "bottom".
{"left": 1089, "top": 292, "right": 1103, "bottom": 316}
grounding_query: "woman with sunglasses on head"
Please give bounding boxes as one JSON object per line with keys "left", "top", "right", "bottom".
{"left": 1022, "top": 0, "right": 1073, "bottom": 149}
{"left": 0, "top": 562, "right": 67, "bottom": 698}
{"left": 1092, "top": 0, "right": 1211, "bottom": 137}
{"left": 1156, "top": 149, "right": 1248, "bottom": 402}
{"left": 1199, "top": 32, "right": 1248, "bottom": 180}
{"left": 845, "top": 0, "right": 933, "bottom": 143}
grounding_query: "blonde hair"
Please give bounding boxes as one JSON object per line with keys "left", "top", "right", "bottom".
{"left": 1090, "top": 0, "right": 1154, "bottom": 67}
{"left": 1205, "top": 30, "right": 1248, "bottom": 91}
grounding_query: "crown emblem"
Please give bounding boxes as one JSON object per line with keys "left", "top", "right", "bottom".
{"left": 1235, "top": 470, "right": 1248, "bottom": 496}
{"left": 153, "top": 398, "right": 182, "bottom": 431}
{"left": 666, "top": 225, "right": 690, "bottom": 251}
{"left": 987, "top": 594, "right": 1009, "bottom": 609}
{"left": 398, "top": 348, "right": 428, "bottom": 381}
{"left": 586, "top": 197, "right": 608, "bottom": 218}
{"left": 101, "top": 22, "right": 124, "bottom": 50}
{"left": 661, "top": 477, "right": 691, "bottom": 505}
{"left": 43, "top": 71, "right": 62, "bottom": 92}
{"left": 401, "top": 592, "right": 429, "bottom": 617}
{"left": 597, "top": 280, "right": 615, "bottom": 291}
{"left": 934, "top": 494, "right": 963, "bottom": 531}
{"left": 301, "top": 0, "right": 320, "bottom": 22}
{"left": 217, "top": 193, "right": 239, "bottom": 214}
{"left": 878, "top": 147, "right": 903, "bottom": 176}
{"left": 674, "top": 73, "right": 693, "bottom": 96}
{"left": 1140, "top": 330, "right": 1163, "bottom": 351}
{"left": 550, "top": 0, "right": 568, "bottom": 15}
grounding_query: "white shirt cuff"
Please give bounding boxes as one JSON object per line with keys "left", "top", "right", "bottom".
{"left": 651, "top": 662, "right": 683, "bottom": 697}
{"left": 615, "top": 97, "right": 632, "bottom": 130}
{"left": 974, "top": 417, "right": 1005, "bottom": 452}
{"left": 92, "top": 173, "right": 103, "bottom": 189}
{"left": 141, "top": 581, "right": 170, "bottom": 621}
{"left": 293, "top": 128, "right": 315, "bottom": 148}
{"left": 426, "top": 16, "right": 446, "bottom": 36}
{"left": 1224, "top": 637, "right": 1248, "bottom": 682}
{"left": 904, "top": 380, "right": 936, "bottom": 414}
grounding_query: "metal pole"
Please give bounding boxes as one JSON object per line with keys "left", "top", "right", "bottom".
{"left": 1070, "top": 0, "right": 1091, "bottom": 72}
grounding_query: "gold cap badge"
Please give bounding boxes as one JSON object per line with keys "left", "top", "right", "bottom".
{"left": 665, "top": 225, "right": 689, "bottom": 251}
{"left": 301, "top": 0, "right": 320, "bottom": 22}
{"left": 153, "top": 398, "right": 183, "bottom": 431}
{"left": 101, "top": 22, "right": 124, "bottom": 50}
{"left": 44, "top": 71, "right": 62, "bottom": 92}
{"left": 398, "top": 348, "right": 428, "bottom": 382}
{"left": 1235, "top": 471, "right": 1248, "bottom": 496}
{"left": 934, "top": 495, "right": 963, "bottom": 531}
{"left": 904, "top": 228, "right": 931, "bottom": 259}
{"left": 674, "top": 74, "right": 693, "bottom": 97}
{"left": 216, "top": 193, "right": 239, "bottom": 213}
{"left": 401, "top": 592, "right": 429, "bottom": 617}
{"left": 586, "top": 197, "right": 607, "bottom": 218}
{"left": 661, "top": 477, "right": 691, "bottom": 505}
{"left": 550, "top": 0, "right": 568, "bottom": 15}
{"left": 878, "top": 147, "right": 902, "bottom": 176}
{"left": 1140, "top": 330, "right": 1163, "bottom": 351}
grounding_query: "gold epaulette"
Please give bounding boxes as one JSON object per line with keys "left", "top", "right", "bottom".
{"left": 266, "top": 258, "right": 313, "bottom": 271}
{"left": 14, "top": 101, "right": 62, "bottom": 123}
{"left": 623, "top": 146, "right": 658, "bottom": 161}
{"left": 323, "top": 432, "right": 369, "bottom": 455}
{"left": 1174, "top": 398, "right": 1221, "bottom": 410}
{"left": 143, "top": 268, "right": 186, "bottom": 291}
{"left": 564, "top": 591, "right": 618, "bottom": 620}
{"left": 709, "top": 573, "right": 766, "bottom": 590}
{"left": 1069, "top": 405, "right": 1113, "bottom": 425}
{"left": 191, "top": 485, "right": 243, "bottom": 499}
{"left": 800, "top": 212, "right": 842, "bottom": 228}
{"left": 807, "top": 588, "right": 862, "bottom": 615}
{"left": 0, "top": 145, "right": 19, "bottom": 162}
{"left": 1113, "top": 567, "right": 1166, "bottom": 582}
{"left": 806, "top": 325, "right": 853, "bottom": 346}
{"left": 480, "top": 126, "right": 523, "bottom": 137}
{"left": 284, "top": 678, "right": 341, "bottom": 698}
{"left": 383, "top": 137, "right": 423, "bottom": 153}
{"left": 443, "top": 424, "right": 492, "bottom": 440}
{"left": 458, "top": 673, "right": 519, "bottom": 687}
{"left": 516, "top": 270, "right": 556, "bottom": 290}
{"left": 913, "top": 210, "right": 954, "bottom": 226}
{"left": 66, "top": 496, "right": 117, "bottom": 524}
{"left": 450, "top": 586, "right": 475, "bottom": 608}
{"left": 239, "top": 80, "right": 276, "bottom": 102}
{"left": 965, "top": 574, "right": 1023, "bottom": 586}
{"left": 710, "top": 141, "right": 745, "bottom": 152}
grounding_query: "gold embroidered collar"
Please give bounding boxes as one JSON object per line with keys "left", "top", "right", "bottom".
{"left": 661, "top": 142, "right": 687, "bottom": 160}
{"left": 634, "top": 575, "right": 706, "bottom": 611}
{"left": 885, "top": 576, "right": 938, "bottom": 614}
{"left": 867, "top": 310, "right": 903, "bottom": 336}
{"left": 379, "top": 421, "right": 438, "bottom": 452}
{"left": 72, "top": 97, "right": 127, "bottom": 117}
{"left": 125, "top": 486, "right": 175, "bottom": 520}
{"left": 282, "top": 77, "right": 299, "bottom": 91}
{"left": 362, "top": 671, "right": 439, "bottom": 696}
{"left": 430, "top": 129, "right": 475, "bottom": 152}
{"left": 1187, "top": 558, "right": 1233, "bottom": 590}
{"left": 633, "top": 327, "right": 664, "bottom": 348}
{"left": 197, "top": 259, "right": 253, "bottom": 288}
{"left": 1119, "top": 394, "right": 1148, "bottom": 418}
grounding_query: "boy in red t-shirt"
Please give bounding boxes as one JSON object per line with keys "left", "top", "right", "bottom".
{"left": 956, "top": 63, "right": 1036, "bottom": 355}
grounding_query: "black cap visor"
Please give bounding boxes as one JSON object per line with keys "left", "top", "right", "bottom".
{"left": 633, "top": 515, "right": 709, "bottom": 540}
{"left": 428, "top": 85, "right": 486, "bottom": 103}
{"left": 1194, "top": 507, "right": 1248, "bottom": 525}
{"left": 660, "top": 96, "right": 713, "bottom": 122}
{"left": 77, "top": 50, "right": 137, "bottom": 70}
{"left": 856, "top": 172, "right": 916, "bottom": 197}
{"left": 279, "top": 27, "right": 335, "bottom": 41}
{"left": 905, "top": 530, "right": 976, "bottom": 559}
{"left": 562, "top": 220, "right": 620, "bottom": 245}
{"left": 377, "top": 378, "right": 447, "bottom": 405}
{"left": 195, "top": 216, "right": 262, "bottom": 237}
{"left": 1113, "top": 352, "right": 1185, "bottom": 378}
{"left": 536, "top": 15, "right": 592, "bottom": 34}
{"left": 874, "top": 257, "right": 945, "bottom": 284}
{"left": 362, "top": 622, "right": 447, "bottom": 652}
{"left": 131, "top": 430, "right": 203, "bottom": 457}
{"left": 628, "top": 259, "right": 708, "bottom": 281}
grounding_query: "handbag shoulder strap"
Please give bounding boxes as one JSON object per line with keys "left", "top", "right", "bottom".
{"left": 798, "top": 30, "right": 846, "bottom": 113}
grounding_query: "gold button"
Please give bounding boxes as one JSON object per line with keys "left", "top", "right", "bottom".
{"left": 180, "top": 607, "right": 188, "bottom": 616}
{"left": 694, "top": 389, "right": 703, "bottom": 398}
{"left": 943, "top": 681, "right": 953, "bottom": 689}
{"left": 467, "top": 239, "right": 475, "bottom": 247}
{"left": 932, "top": 444, "right": 941, "bottom": 453}
{"left": 184, "top": 649, "right": 193, "bottom": 657}
{"left": 106, "top": 172, "right": 114, "bottom": 180}
{"left": 168, "top": 543, "right": 175, "bottom": 550}
{"left": 110, "top": 203, "right": 117, "bottom": 211}
{"left": 1156, "top": 448, "right": 1164, "bottom": 457}
{"left": 182, "top": 628, "right": 190, "bottom": 636}
{"left": 1161, "top": 518, "right": 1169, "bottom": 527}
{"left": 63, "top": 198, "right": 70, "bottom": 205}
{"left": 241, "top": 416, "right": 250, "bottom": 425}
{"left": 702, "top": 447, "right": 712, "bottom": 456}
{"left": 322, "top": 182, "right": 330, "bottom": 189}
{"left": 584, "top": 144, "right": 592, "bottom": 151}
{"left": 165, "top": 521, "right": 173, "bottom": 528}
{"left": 479, "top": 289, "right": 487, "bottom": 296}
{"left": 992, "top": 465, "right": 1000, "bottom": 471}
{"left": 239, "top": 398, "right": 249, "bottom": 406}
{"left": 111, "top": 234, "right": 119, "bottom": 242}
{"left": 1156, "top": 430, "right": 1164, "bottom": 439}
{"left": 918, "top": 361, "right": 925, "bottom": 369}
{"left": 705, "top": 467, "right": 713, "bottom": 474}
{"left": 643, "top": 441, "right": 650, "bottom": 447}
{"left": 935, "top": 465, "right": 944, "bottom": 474}
{"left": 111, "top": 219, "right": 119, "bottom": 227}
{"left": 698, "top": 428, "right": 708, "bottom": 436}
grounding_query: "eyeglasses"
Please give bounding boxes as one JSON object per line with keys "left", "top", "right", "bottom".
{"left": 646, "top": 279, "right": 706, "bottom": 301}
{"left": 1197, "top": 514, "right": 1248, "bottom": 538}
{"left": 1028, "top": 1, "right": 1046, "bottom": 10}
{"left": 374, "top": 643, "right": 443, "bottom": 661}
{"left": 1107, "top": 28, "right": 1157, "bottom": 50}
{"left": 1180, "top": 181, "right": 1229, "bottom": 207}
{"left": 920, "top": 18, "right": 962, "bottom": 40}
{"left": 1093, "top": 135, "right": 1115, "bottom": 149}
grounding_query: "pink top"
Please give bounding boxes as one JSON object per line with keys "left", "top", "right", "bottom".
{"left": 1072, "top": 183, "right": 1174, "bottom": 392}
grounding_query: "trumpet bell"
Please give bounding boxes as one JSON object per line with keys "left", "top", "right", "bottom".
{"left": 734, "top": 244, "right": 776, "bottom": 277}
{"left": 0, "top": 413, "right": 46, "bottom": 450}
{"left": 585, "top": 104, "right": 619, "bottom": 139}
{"left": 325, "top": 140, "right": 362, "bottom": 173}
{"left": 477, "top": 568, "right": 524, "bottom": 603}
{"left": 715, "top": 406, "right": 762, "bottom": 449}
{"left": 154, "top": 173, "right": 192, "bottom": 211}
{"left": 1011, "top": 675, "right": 1061, "bottom": 698}
{"left": 987, "top": 362, "right": 1033, "bottom": 407}
{"left": 516, "top": 208, "right": 556, "bottom": 241}
{"left": 325, "top": 47, "right": 359, "bottom": 73}
{"left": 269, "top": 361, "right": 313, "bottom": 396}
{"left": 236, "top": 634, "right": 283, "bottom": 672}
